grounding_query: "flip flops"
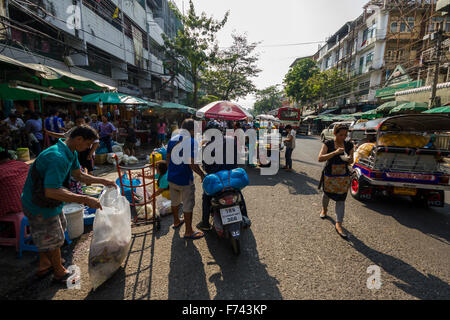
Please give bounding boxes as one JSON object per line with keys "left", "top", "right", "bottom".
{"left": 172, "top": 220, "right": 185, "bottom": 229}
{"left": 183, "top": 231, "right": 205, "bottom": 240}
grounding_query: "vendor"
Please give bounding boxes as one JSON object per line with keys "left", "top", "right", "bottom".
{"left": 21, "top": 126, "right": 116, "bottom": 284}
{"left": 45, "top": 116, "right": 99, "bottom": 175}
{"left": 0, "top": 149, "right": 29, "bottom": 216}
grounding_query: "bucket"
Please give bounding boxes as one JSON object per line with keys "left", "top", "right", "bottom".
{"left": 63, "top": 203, "right": 84, "bottom": 239}
{"left": 17, "top": 148, "right": 30, "bottom": 162}
{"left": 95, "top": 153, "right": 107, "bottom": 165}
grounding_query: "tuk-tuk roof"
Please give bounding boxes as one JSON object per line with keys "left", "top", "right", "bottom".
{"left": 350, "top": 118, "right": 386, "bottom": 132}
{"left": 378, "top": 114, "right": 450, "bottom": 132}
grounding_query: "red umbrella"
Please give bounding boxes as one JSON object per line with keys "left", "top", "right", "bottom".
{"left": 196, "top": 101, "right": 253, "bottom": 121}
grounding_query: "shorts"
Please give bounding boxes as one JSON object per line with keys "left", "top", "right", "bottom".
{"left": 169, "top": 182, "right": 195, "bottom": 213}
{"left": 23, "top": 208, "right": 67, "bottom": 252}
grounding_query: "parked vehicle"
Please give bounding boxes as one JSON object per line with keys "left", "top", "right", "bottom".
{"left": 268, "top": 107, "right": 301, "bottom": 136}
{"left": 349, "top": 118, "right": 385, "bottom": 148}
{"left": 209, "top": 187, "right": 248, "bottom": 255}
{"left": 351, "top": 114, "right": 450, "bottom": 207}
{"left": 321, "top": 121, "right": 354, "bottom": 142}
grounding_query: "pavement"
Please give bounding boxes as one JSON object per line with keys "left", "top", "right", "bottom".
{"left": 1, "top": 136, "right": 449, "bottom": 300}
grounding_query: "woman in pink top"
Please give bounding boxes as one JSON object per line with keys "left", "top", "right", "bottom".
{"left": 156, "top": 120, "right": 167, "bottom": 146}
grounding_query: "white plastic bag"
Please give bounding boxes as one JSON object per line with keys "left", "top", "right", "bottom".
{"left": 156, "top": 195, "right": 172, "bottom": 216}
{"left": 127, "top": 156, "right": 138, "bottom": 165}
{"left": 88, "top": 187, "right": 132, "bottom": 290}
{"left": 122, "top": 154, "right": 130, "bottom": 165}
{"left": 106, "top": 152, "right": 124, "bottom": 164}
{"left": 112, "top": 145, "right": 123, "bottom": 153}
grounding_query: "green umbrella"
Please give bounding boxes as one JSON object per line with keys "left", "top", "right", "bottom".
{"left": 423, "top": 106, "right": 450, "bottom": 114}
{"left": 82, "top": 92, "right": 151, "bottom": 105}
{"left": 161, "top": 102, "right": 197, "bottom": 114}
{"left": 389, "top": 102, "right": 429, "bottom": 115}
{"left": 376, "top": 101, "right": 405, "bottom": 114}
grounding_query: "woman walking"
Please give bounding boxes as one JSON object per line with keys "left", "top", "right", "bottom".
{"left": 283, "top": 125, "right": 296, "bottom": 172}
{"left": 318, "top": 124, "right": 354, "bottom": 239}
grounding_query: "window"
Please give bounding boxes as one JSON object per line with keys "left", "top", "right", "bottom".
{"left": 359, "top": 56, "right": 365, "bottom": 74}
{"left": 391, "top": 22, "right": 398, "bottom": 33}
{"left": 408, "top": 17, "right": 415, "bottom": 31}
{"left": 83, "top": 0, "right": 122, "bottom": 31}
{"left": 363, "top": 29, "right": 369, "bottom": 43}
{"left": 400, "top": 22, "right": 406, "bottom": 32}
{"left": 366, "top": 52, "right": 374, "bottom": 64}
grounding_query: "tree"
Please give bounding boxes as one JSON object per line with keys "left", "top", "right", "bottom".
{"left": 202, "top": 33, "right": 261, "bottom": 101}
{"left": 307, "top": 68, "right": 351, "bottom": 103}
{"left": 283, "top": 58, "right": 319, "bottom": 105}
{"left": 251, "top": 85, "right": 283, "bottom": 116}
{"left": 160, "top": 1, "right": 229, "bottom": 108}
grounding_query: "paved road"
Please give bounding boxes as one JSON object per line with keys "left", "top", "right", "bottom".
{"left": 2, "top": 136, "right": 449, "bottom": 300}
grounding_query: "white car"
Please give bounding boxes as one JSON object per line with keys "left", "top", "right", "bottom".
{"left": 320, "top": 121, "right": 354, "bottom": 142}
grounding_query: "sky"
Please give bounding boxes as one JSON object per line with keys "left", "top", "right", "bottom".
{"left": 172, "top": 0, "right": 369, "bottom": 110}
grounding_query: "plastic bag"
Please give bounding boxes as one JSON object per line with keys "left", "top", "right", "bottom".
{"left": 107, "top": 152, "right": 124, "bottom": 164}
{"left": 127, "top": 156, "right": 138, "bottom": 165}
{"left": 88, "top": 187, "right": 132, "bottom": 290}
{"left": 112, "top": 145, "right": 123, "bottom": 153}
{"left": 137, "top": 204, "right": 154, "bottom": 219}
{"left": 156, "top": 195, "right": 172, "bottom": 216}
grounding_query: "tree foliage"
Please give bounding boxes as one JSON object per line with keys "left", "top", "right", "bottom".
{"left": 283, "top": 58, "right": 319, "bottom": 104}
{"left": 202, "top": 33, "right": 261, "bottom": 101}
{"left": 251, "top": 85, "right": 283, "bottom": 116}
{"left": 160, "top": 0, "right": 229, "bottom": 108}
{"left": 307, "top": 68, "right": 349, "bottom": 103}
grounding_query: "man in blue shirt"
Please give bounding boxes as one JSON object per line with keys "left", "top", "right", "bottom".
{"left": 21, "top": 125, "right": 116, "bottom": 283}
{"left": 44, "top": 109, "right": 65, "bottom": 145}
{"left": 167, "top": 119, "right": 206, "bottom": 240}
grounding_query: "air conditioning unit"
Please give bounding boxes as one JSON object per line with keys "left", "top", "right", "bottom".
{"left": 64, "top": 56, "right": 74, "bottom": 67}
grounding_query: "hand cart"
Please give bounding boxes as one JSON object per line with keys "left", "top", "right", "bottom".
{"left": 113, "top": 154, "right": 161, "bottom": 230}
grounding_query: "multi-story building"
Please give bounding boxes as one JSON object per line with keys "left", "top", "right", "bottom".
{"left": 312, "top": 0, "right": 447, "bottom": 108}
{"left": 0, "top": 0, "right": 192, "bottom": 103}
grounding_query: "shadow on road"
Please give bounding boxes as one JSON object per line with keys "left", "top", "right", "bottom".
{"left": 168, "top": 230, "right": 210, "bottom": 300}
{"left": 360, "top": 195, "right": 450, "bottom": 244}
{"left": 204, "top": 228, "right": 282, "bottom": 300}
{"left": 247, "top": 167, "right": 320, "bottom": 195}
{"left": 348, "top": 233, "right": 450, "bottom": 299}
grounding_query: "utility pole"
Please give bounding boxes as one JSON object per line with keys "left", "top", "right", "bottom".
{"left": 429, "top": 29, "right": 443, "bottom": 109}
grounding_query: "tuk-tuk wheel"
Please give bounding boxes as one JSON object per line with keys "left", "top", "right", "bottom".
{"left": 350, "top": 175, "right": 363, "bottom": 200}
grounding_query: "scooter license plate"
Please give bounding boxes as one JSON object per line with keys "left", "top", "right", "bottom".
{"left": 220, "top": 206, "right": 243, "bottom": 225}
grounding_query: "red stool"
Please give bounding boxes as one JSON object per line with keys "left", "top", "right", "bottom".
{"left": 0, "top": 212, "right": 25, "bottom": 251}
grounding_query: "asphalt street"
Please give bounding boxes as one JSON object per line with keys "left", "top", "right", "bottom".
{"left": 1, "top": 136, "right": 449, "bottom": 300}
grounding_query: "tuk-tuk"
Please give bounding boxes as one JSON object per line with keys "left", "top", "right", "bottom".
{"left": 351, "top": 114, "right": 450, "bottom": 207}
{"left": 349, "top": 118, "right": 385, "bottom": 148}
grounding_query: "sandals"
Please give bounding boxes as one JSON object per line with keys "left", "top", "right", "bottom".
{"left": 52, "top": 271, "right": 76, "bottom": 285}
{"left": 183, "top": 231, "right": 205, "bottom": 240}
{"left": 172, "top": 220, "right": 185, "bottom": 230}
{"left": 335, "top": 227, "right": 348, "bottom": 240}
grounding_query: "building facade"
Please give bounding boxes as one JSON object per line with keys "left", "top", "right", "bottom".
{"left": 0, "top": 0, "right": 192, "bottom": 103}
{"left": 313, "top": 0, "right": 448, "bottom": 108}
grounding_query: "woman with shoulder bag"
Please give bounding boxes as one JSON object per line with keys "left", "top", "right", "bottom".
{"left": 317, "top": 124, "right": 354, "bottom": 239}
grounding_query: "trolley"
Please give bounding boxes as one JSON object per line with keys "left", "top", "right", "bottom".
{"left": 113, "top": 154, "right": 161, "bottom": 230}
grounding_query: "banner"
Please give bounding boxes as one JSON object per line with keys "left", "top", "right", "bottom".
{"left": 131, "top": 25, "right": 143, "bottom": 69}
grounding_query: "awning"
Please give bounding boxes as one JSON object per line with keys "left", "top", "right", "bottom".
{"left": 0, "top": 81, "right": 82, "bottom": 101}
{"left": 82, "top": 92, "right": 150, "bottom": 105}
{"left": 318, "top": 108, "right": 339, "bottom": 116}
{"left": 161, "top": 102, "right": 197, "bottom": 114}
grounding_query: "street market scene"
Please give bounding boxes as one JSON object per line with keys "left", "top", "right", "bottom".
{"left": 0, "top": 0, "right": 450, "bottom": 302}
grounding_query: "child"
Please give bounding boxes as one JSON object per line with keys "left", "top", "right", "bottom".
{"left": 138, "top": 160, "right": 170, "bottom": 200}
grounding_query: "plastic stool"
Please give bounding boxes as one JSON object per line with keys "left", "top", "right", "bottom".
{"left": 0, "top": 212, "right": 24, "bottom": 251}
{"left": 18, "top": 216, "right": 72, "bottom": 258}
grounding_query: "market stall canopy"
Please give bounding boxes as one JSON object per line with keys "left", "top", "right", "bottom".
{"left": 375, "top": 101, "right": 405, "bottom": 114}
{"left": 378, "top": 114, "right": 450, "bottom": 132}
{"left": 82, "top": 92, "right": 150, "bottom": 105}
{"left": 318, "top": 108, "right": 339, "bottom": 116}
{"left": 423, "top": 106, "right": 450, "bottom": 114}
{"left": 361, "top": 109, "right": 383, "bottom": 119}
{"left": 0, "top": 81, "right": 82, "bottom": 101}
{"left": 161, "top": 102, "right": 197, "bottom": 114}
{"left": 196, "top": 101, "right": 254, "bottom": 121}
{"left": 389, "top": 102, "right": 429, "bottom": 115}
